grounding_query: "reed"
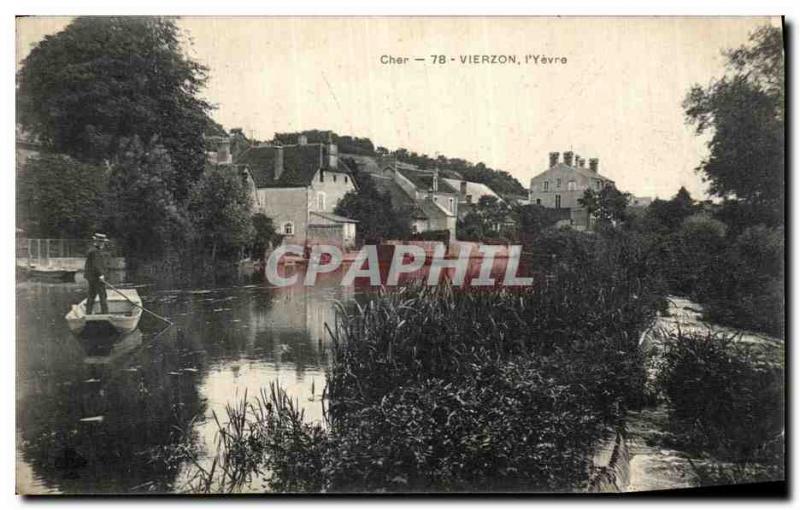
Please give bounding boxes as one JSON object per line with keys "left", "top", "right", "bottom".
{"left": 190, "top": 229, "right": 663, "bottom": 492}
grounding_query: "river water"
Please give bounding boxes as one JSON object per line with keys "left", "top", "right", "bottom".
{"left": 17, "top": 256, "right": 518, "bottom": 494}
{"left": 15, "top": 269, "right": 360, "bottom": 494}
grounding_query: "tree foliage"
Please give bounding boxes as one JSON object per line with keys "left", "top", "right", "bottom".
{"left": 251, "top": 213, "right": 278, "bottom": 260}
{"left": 334, "top": 176, "right": 412, "bottom": 243}
{"left": 457, "top": 196, "right": 512, "bottom": 241}
{"left": 188, "top": 165, "right": 254, "bottom": 261}
{"left": 683, "top": 26, "right": 784, "bottom": 223}
{"left": 17, "top": 17, "right": 213, "bottom": 199}
{"left": 639, "top": 187, "right": 698, "bottom": 233}
{"left": 579, "top": 186, "right": 631, "bottom": 226}
{"left": 16, "top": 154, "right": 108, "bottom": 238}
{"left": 106, "top": 136, "right": 192, "bottom": 258}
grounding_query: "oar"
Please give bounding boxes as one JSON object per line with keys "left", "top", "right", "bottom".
{"left": 103, "top": 279, "right": 174, "bottom": 326}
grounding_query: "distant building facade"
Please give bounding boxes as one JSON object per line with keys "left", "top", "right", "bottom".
{"left": 364, "top": 161, "right": 458, "bottom": 239}
{"left": 442, "top": 177, "right": 502, "bottom": 220}
{"left": 529, "top": 151, "right": 616, "bottom": 230}
{"left": 234, "top": 134, "right": 358, "bottom": 250}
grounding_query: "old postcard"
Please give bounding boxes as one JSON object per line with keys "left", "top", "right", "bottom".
{"left": 14, "top": 16, "right": 785, "bottom": 495}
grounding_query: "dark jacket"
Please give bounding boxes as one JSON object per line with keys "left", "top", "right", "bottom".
{"left": 84, "top": 247, "right": 107, "bottom": 281}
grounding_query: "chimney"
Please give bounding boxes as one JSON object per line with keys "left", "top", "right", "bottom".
{"left": 328, "top": 141, "right": 339, "bottom": 168}
{"left": 460, "top": 180, "right": 468, "bottom": 196}
{"left": 563, "top": 151, "right": 574, "bottom": 167}
{"left": 274, "top": 146, "right": 284, "bottom": 180}
{"left": 217, "top": 137, "right": 231, "bottom": 164}
{"left": 432, "top": 168, "right": 439, "bottom": 192}
{"left": 577, "top": 157, "right": 585, "bottom": 168}
{"left": 589, "top": 158, "right": 599, "bottom": 173}
{"left": 298, "top": 134, "right": 308, "bottom": 145}
{"left": 549, "top": 152, "right": 559, "bottom": 167}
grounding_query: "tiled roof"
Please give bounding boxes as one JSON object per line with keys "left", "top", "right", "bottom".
{"left": 235, "top": 146, "right": 278, "bottom": 187}
{"left": 280, "top": 144, "right": 324, "bottom": 186}
{"left": 441, "top": 178, "right": 501, "bottom": 200}
{"left": 397, "top": 168, "right": 459, "bottom": 194}
{"left": 235, "top": 144, "right": 332, "bottom": 188}
{"left": 369, "top": 174, "right": 428, "bottom": 220}
{"left": 417, "top": 198, "right": 454, "bottom": 219}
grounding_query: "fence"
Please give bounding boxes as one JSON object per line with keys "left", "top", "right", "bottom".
{"left": 16, "top": 238, "right": 123, "bottom": 263}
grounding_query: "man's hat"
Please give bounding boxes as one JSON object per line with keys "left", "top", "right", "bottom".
{"left": 92, "top": 233, "right": 109, "bottom": 242}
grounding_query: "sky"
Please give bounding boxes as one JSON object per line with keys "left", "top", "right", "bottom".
{"left": 16, "top": 16, "right": 781, "bottom": 199}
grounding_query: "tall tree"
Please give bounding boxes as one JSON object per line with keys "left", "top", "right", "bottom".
{"left": 334, "top": 176, "right": 412, "bottom": 243}
{"left": 16, "top": 154, "right": 108, "bottom": 238}
{"left": 106, "top": 136, "right": 192, "bottom": 258}
{"left": 683, "top": 26, "right": 784, "bottom": 223}
{"left": 188, "top": 165, "right": 254, "bottom": 261}
{"left": 17, "top": 17, "right": 213, "bottom": 199}
{"left": 579, "top": 186, "right": 631, "bottom": 227}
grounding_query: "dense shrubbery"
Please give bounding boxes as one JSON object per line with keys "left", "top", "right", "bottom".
{"left": 656, "top": 330, "right": 784, "bottom": 482}
{"left": 629, "top": 188, "right": 784, "bottom": 338}
{"left": 195, "top": 228, "right": 661, "bottom": 493}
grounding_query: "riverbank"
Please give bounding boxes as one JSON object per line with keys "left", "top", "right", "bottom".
{"left": 590, "top": 296, "right": 785, "bottom": 493}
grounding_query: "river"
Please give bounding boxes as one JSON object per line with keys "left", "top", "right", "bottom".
{"left": 15, "top": 254, "right": 529, "bottom": 494}
{"left": 15, "top": 269, "right": 359, "bottom": 494}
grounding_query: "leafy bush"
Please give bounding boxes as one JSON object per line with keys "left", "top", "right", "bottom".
{"left": 406, "top": 229, "right": 451, "bottom": 242}
{"left": 656, "top": 330, "right": 784, "bottom": 477}
{"left": 16, "top": 154, "right": 108, "bottom": 238}
{"left": 698, "top": 225, "right": 784, "bottom": 337}
{"left": 197, "top": 229, "right": 662, "bottom": 493}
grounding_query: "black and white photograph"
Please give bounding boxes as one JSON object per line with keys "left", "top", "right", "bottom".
{"left": 11, "top": 12, "right": 787, "bottom": 497}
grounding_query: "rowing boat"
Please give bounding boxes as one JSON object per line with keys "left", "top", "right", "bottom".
{"left": 65, "top": 288, "right": 143, "bottom": 336}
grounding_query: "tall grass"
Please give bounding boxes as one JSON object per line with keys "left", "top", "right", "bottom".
{"left": 188, "top": 228, "right": 663, "bottom": 493}
{"left": 656, "top": 329, "right": 784, "bottom": 483}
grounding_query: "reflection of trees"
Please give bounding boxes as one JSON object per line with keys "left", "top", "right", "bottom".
{"left": 17, "top": 278, "right": 351, "bottom": 494}
{"left": 18, "top": 323, "right": 208, "bottom": 494}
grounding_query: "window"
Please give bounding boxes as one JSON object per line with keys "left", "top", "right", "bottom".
{"left": 317, "top": 192, "right": 326, "bottom": 210}
{"left": 536, "top": 198, "right": 541, "bottom": 205}
{"left": 466, "top": 194, "right": 473, "bottom": 204}
{"left": 283, "top": 222, "right": 294, "bottom": 236}
{"left": 556, "top": 178, "right": 562, "bottom": 189}
{"left": 568, "top": 180, "right": 576, "bottom": 191}
{"left": 555, "top": 194, "right": 562, "bottom": 208}
{"left": 595, "top": 180, "right": 601, "bottom": 190}
{"left": 543, "top": 181, "right": 550, "bottom": 191}
{"left": 319, "top": 171, "right": 324, "bottom": 182}
{"left": 345, "top": 176, "right": 348, "bottom": 183}
{"left": 333, "top": 174, "right": 337, "bottom": 183}
{"left": 448, "top": 197, "right": 455, "bottom": 212}
{"left": 433, "top": 196, "right": 438, "bottom": 203}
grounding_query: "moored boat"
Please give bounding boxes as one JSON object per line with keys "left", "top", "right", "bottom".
{"left": 65, "top": 288, "right": 143, "bottom": 336}
{"left": 18, "top": 264, "right": 77, "bottom": 282}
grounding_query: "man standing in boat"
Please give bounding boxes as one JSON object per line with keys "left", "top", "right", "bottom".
{"left": 84, "top": 233, "right": 109, "bottom": 314}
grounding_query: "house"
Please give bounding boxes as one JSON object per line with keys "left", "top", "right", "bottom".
{"left": 234, "top": 134, "right": 358, "bottom": 250}
{"left": 442, "top": 177, "right": 503, "bottom": 220}
{"left": 529, "top": 151, "right": 616, "bottom": 230}
{"left": 365, "top": 161, "right": 458, "bottom": 239}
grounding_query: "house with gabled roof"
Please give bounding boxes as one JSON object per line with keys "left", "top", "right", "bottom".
{"left": 529, "top": 150, "right": 616, "bottom": 230}
{"left": 234, "top": 134, "right": 358, "bottom": 249}
{"left": 364, "top": 160, "right": 458, "bottom": 239}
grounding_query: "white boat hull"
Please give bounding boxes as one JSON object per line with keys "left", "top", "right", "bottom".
{"left": 65, "top": 288, "right": 143, "bottom": 336}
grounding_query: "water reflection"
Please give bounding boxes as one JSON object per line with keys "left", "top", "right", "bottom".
{"left": 16, "top": 276, "right": 350, "bottom": 494}
{"left": 16, "top": 256, "right": 521, "bottom": 494}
